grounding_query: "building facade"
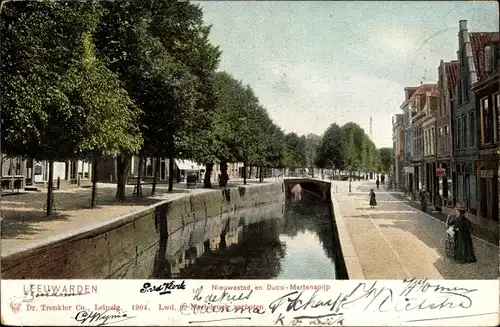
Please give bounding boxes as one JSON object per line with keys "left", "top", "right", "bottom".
{"left": 422, "top": 93, "right": 438, "bottom": 199}
{"left": 392, "top": 114, "right": 405, "bottom": 188}
{"left": 1, "top": 155, "right": 27, "bottom": 191}
{"left": 471, "top": 34, "right": 499, "bottom": 229}
{"left": 436, "top": 60, "right": 459, "bottom": 206}
{"left": 452, "top": 20, "right": 480, "bottom": 213}
{"left": 409, "top": 84, "right": 438, "bottom": 197}
{"left": 401, "top": 86, "right": 418, "bottom": 195}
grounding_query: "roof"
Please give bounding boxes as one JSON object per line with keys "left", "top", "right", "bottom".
{"left": 175, "top": 159, "right": 202, "bottom": 171}
{"left": 409, "top": 84, "right": 437, "bottom": 101}
{"left": 469, "top": 32, "right": 500, "bottom": 80}
{"left": 444, "top": 61, "right": 459, "bottom": 98}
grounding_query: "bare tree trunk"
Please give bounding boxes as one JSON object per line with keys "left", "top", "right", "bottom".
{"left": 204, "top": 163, "right": 213, "bottom": 188}
{"left": 115, "top": 155, "right": 130, "bottom": 202}
{"left": 46, "top": 159, "right": 54, "bottom": 216}
{"left": 243, "top": 162, "right": 247, "bottom": 185}
{"left": 152, "top": 157, "right": 160, "bottom": 195}
{"left": 168, "top": 155, "right": 174, "bottom": 191}
{"left": 255, "top": 166, "right": 259, "bottom": 179}
{"left": 135, "top": 156, "right": 143, "bottom": 197}
{"left": 91, "top": 154, "right": 99, "bottom": 207}
{"left": 259, "top": 166, "right": 263, "bottom": 182}
{"left": 249, "top": 166, "right": 253, "bottom": 180}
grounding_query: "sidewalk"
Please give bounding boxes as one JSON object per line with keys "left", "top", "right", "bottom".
{"left": 1, "top": 178, "right": 270, "bottom": 256}
{"left": 333, "top": 181, "right": 498, "bottom": 279}
{"left": 388, "top": 190, "right": 498, "bottom": 245}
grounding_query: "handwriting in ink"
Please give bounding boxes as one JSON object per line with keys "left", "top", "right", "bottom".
{"left": 400, "top": 278, "right": 477, "bottom": 297}
{"left": 292, "top": 313, "right": 344, "bottom": 326}
{"left": 139, "top": 281, "right": 186, "bottom": 295}
{"left": 269, "top": 290, "right": 347, "bottom": 314}
{"left": 268, "top": 281, "right": 475, "bottom": 316}
{"left": 73, "top": 310, "right": 135, "bottom": 326}
{"left": 192, "top": 286, "right": 253, "bottom": 303}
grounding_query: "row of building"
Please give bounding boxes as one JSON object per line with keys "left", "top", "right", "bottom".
{"left": 392, "top": 20, "right": 499, "bottom": 232}
{"left": 0, "top": 154, "right": 276, "bottom": 192}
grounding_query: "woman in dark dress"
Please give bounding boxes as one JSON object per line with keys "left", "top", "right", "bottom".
{"left": 369, "top": 189, "right": 377, "bottom": 209}
{"left": 447, "top": 204, "right": 476, "bottom": 264}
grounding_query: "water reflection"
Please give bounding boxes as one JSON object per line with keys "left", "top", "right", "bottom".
{"left": 152, "top": 193, "right": 338, "bottom": 279}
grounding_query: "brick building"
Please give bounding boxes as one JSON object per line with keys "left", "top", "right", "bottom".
{"left": 409, "top": 84, "right": 438, "bottom": 198}
{"left": 436, "top": 60, "right": 459, "bottom": 205}
{"left": 471, "top": 32, "right": 500, "bottom": 230}
{"left": 452, "top": 20, "right": 480, "bottom": 212}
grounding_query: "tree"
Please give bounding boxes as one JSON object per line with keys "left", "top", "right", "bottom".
{"left": 304, "top": 133, "right": 322, "bottom": 170}
{"left": 94, "top": 0, "right": 220, "bottom": 195}
{"left": 62, "top": 27, "right": 143, "bottom": 207}
{"left": 1, "top": 1, "right": 103, "bottom": 213}
{"left": 315, "top": 123, "right": 343, "bottom": 172}
{"left": 378, "top": 147, "right": 393, "bottom": 173}
{"left": 283, "top": 133, "right": 306, "bottom": 169}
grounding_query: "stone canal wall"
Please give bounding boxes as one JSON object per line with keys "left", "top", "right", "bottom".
{"left": 1, "top": 182, "right": 284, "bottom": 279}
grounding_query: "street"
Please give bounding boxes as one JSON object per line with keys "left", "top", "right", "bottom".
{"left": 333, "top": 180, "right": 498, "bottom": 280}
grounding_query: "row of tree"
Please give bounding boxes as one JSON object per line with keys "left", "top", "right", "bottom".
{"left": 314, "top": 122, "right": 393, "bottom": 175}
{"left": 1, "top": 0, "right": 392, "bottom": 216}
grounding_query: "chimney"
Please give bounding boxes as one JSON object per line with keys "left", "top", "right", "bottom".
{"left": 404, "top": 87, "right": 418, "bottom": 101}
{"left": 459, "top": 20, "right": 467, "bottom": 31}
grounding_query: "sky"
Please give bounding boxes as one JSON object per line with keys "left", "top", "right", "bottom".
{"left": 195, "top": 1, "right": 499, "bottom": 148}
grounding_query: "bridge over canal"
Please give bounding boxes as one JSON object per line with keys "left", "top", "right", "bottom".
{"left": 283, "top": 177, "right": 331, "bottom": 200}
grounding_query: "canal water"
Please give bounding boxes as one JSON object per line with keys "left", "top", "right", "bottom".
{"left": 150, "top": 191, "right": 340, "bottom": 279}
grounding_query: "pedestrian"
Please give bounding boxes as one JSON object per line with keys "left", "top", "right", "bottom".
{"left": 420, "top": 188, "right": 427, "bottom": 212}
{"left": 434, "top": 192, "right": 442, "bottom": 212}
{"left": 447, "top": 204, "right": 476, "bottom": 264}
{"left": 368, "top": 189, "right": 377, "bottom": 209}
{"left": 376, "top": 178, "right": 380, "bottom": 189}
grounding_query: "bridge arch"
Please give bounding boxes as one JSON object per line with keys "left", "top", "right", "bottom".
{"left": 283, "top": 178, "right": 331, "bottom": 200}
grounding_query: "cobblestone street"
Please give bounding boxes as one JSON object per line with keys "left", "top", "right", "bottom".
{"left": 333, "top": 181, "right": 499, "bottom": 280}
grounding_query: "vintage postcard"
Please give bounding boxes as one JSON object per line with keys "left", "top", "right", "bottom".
{"left": 1, "top": 0, "right": 499, "bottom": 326}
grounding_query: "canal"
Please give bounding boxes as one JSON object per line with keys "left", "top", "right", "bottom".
{"left": 148, "top": 190, "right": 345, "bottom": 280}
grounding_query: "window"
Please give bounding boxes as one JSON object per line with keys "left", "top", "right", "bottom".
{"left": 495, "top": 93, "right": 500, "bottom": 142}
{"left": 463, "top": 114, "right": 467, "bottom": 148}
{"left": 463, "top": 74, "right": 469, "bottom": 103}
{"left": 445, "top": 125, "right": 450, "bottom": 154}
{"left": 431, "top": 127, "right": 435, "bottom": 155}
{"left": 458, "top": 81, "right": 462, "bottom": 106}
{"left": 469, "top": 112, "right": 475, "bottom": 147}
{"left": 481, "top": 97, "right": 493, "bottom": 144}
{"left": 457, "top": 117, "right": 462, "bottom": 149}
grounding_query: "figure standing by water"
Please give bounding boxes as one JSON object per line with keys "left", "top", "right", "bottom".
{"left": 369, "top": 189, "right": 377, "bottom": 209}
{"left": 447, "top": 204, "right": 476, "bottom": 264}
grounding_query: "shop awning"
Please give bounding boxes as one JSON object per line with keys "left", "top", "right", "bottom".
{"left": 175, "top": 159, "right": 202, "bottom": 171}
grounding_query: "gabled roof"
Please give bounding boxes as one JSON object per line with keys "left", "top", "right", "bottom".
{"left": 409, "top": 84, "right": 437, "bottom": 100}
{"left": 469, "top": 32, "right": 500, "bottom": 80}
{"left": 444, "top": 61, "right": 459, "bottom": 98}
